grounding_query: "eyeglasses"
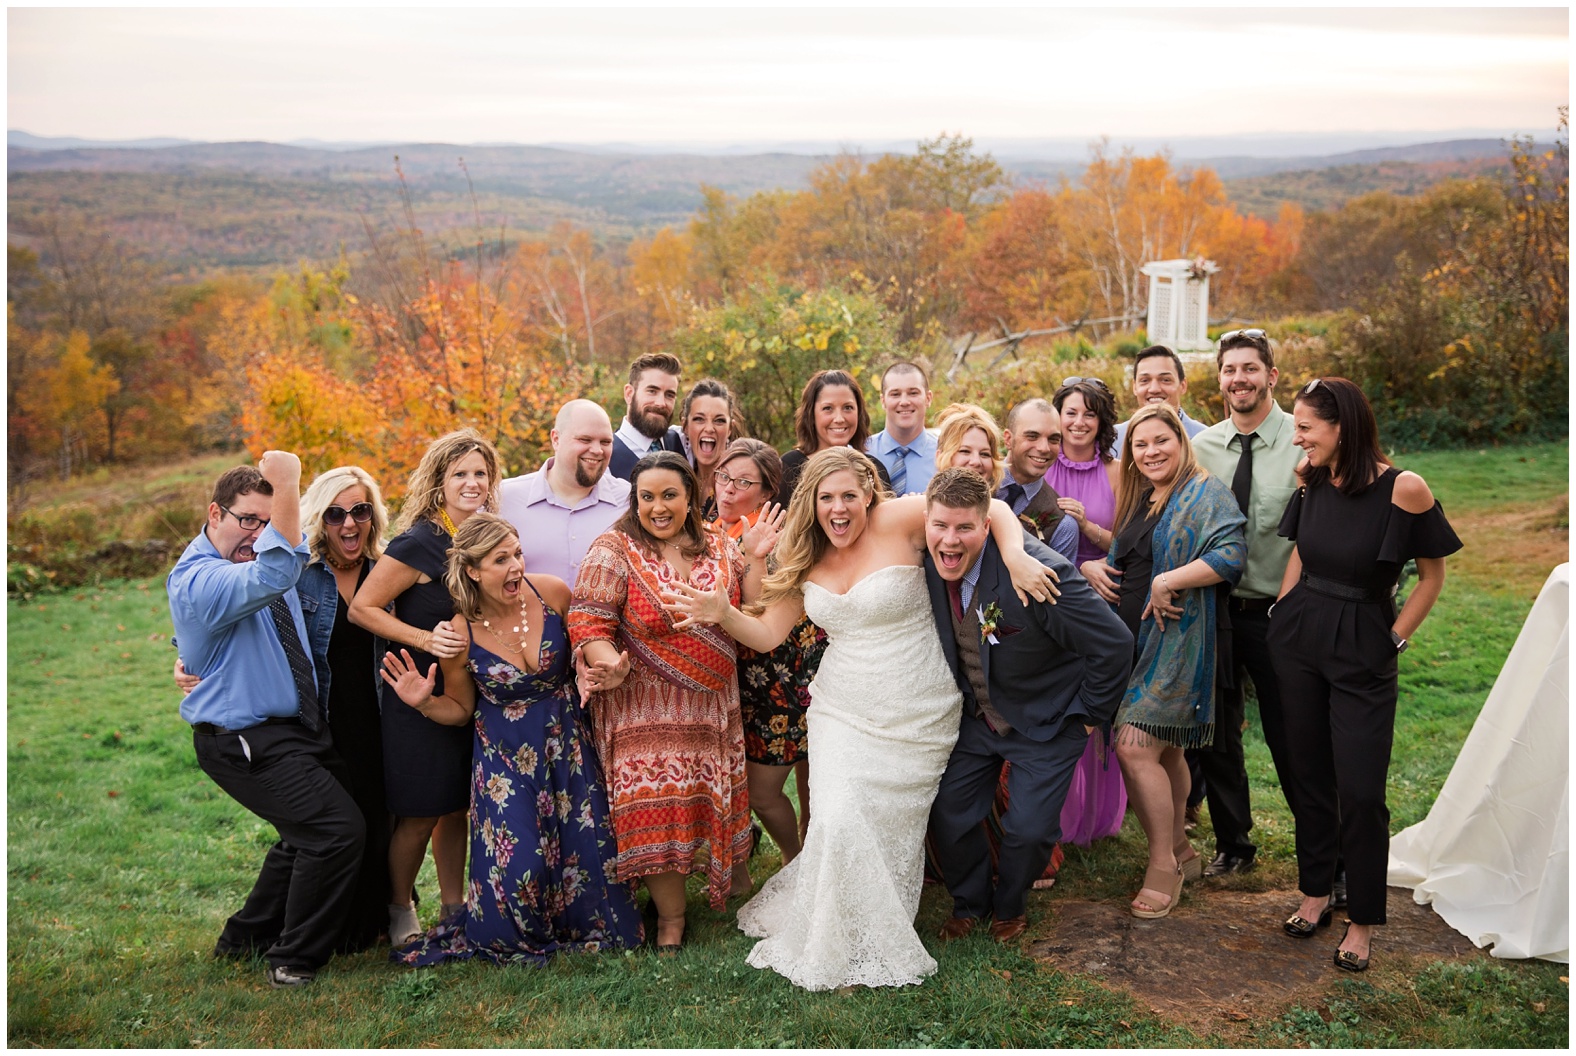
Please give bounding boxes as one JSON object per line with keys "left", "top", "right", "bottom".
{"left": 218, "top": 504, "right": 270, "bottom": 532}
{"left": 1058, "top": 376, "right": 1111, "bottom": 392}
{"left": 1219, "top": 328, "right": 1268, "bottom": 344}
{"left": 713, "top": 470, "right": 761, "bottom": 492}
{"left": 323, "top": 502, "right": 375, "bottom": 526}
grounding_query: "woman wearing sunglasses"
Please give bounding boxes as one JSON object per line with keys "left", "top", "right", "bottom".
{"left": 174, "top": 465, "right": 396, "bottom": 952}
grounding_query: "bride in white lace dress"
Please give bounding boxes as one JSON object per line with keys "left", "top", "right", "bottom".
{"left": 665, "top": 448, "right": 1058, "bottom": 991}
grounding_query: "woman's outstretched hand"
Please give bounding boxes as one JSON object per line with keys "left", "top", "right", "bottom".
{"left": 661, "top": 581, "right": 731, "bottom": 630}
{"left": 1005, "top": 549, "right": 1061, "bottom": 607}
{"left": 739, "top": 502, "right": 787, "bottom": 560}
{"left": 381, "top": 648, "right": 438, "bottom": 709}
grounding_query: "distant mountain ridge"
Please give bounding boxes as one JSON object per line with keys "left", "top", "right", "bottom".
{"left": 6, "top": 133, "right": 1532, "bottom": 273}
{"left": 9, "top": 133, "right": 1534, "bottom": 187}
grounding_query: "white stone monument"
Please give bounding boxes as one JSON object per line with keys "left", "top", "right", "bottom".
{"left": 1141, "top": 258, "right": 1218, "bottom": 351}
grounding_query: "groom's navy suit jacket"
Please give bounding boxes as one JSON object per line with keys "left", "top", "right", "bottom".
{"left": 922, "top": 534, "right": 1133, "bottom": 741}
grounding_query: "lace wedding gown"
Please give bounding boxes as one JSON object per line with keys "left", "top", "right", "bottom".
{"left": 737, "top": 564, "right": 963, "bottom": 990}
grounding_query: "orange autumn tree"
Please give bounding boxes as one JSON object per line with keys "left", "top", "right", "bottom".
{"left": 961, "top": 146, "right": 1301, "bottom": 339}
{"left": 237, "top": 263, "right": 583, "bottom": 505}
{"left": 361, "top": 274, "right": 583, "bottom": 492}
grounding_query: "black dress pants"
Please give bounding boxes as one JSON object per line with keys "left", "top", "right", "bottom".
{"left": 928, "top": 712, "right": 1090, "bottom": 921}
{"left": 1268, "top": 588, "right": 1397, "bottom": 925}
{"left": 1198, "top": 606, "right": 1293, "bottom": 859}
{"left": 195, "top": 721, "right": 366, "bottom": 971}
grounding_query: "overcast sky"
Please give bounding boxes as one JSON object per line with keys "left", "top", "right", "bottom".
{"left": 8, "top": 6, "right": 1568, "bottom": 147}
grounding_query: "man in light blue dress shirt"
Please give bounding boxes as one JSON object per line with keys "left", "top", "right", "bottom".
{"left": 865, "top": 361, "right": 938, "bottom": 496}
{"left": 168, "top": 453, "right": 364, "bottom": 988}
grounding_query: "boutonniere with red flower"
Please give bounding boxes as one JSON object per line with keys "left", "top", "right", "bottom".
{"left": 977, "top": 602, "right": 1004, "bottom": 645}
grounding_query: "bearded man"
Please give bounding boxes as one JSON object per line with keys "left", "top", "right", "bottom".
{"left": 498, "top": 399, "right": 632, "bottom": 586}
{"left": 609, "top": 353, "right": 685, "bottom": 480}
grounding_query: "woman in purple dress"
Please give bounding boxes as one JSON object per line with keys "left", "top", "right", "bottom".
{"left": 382, "top": 514, "right": 643, "bottom": 966}
{"left": 1044, "top": 378, "right": 1128, "bottom": 846}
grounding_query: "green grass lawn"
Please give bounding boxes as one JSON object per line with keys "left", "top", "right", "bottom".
{"left": 8, "top": 443, "right": 1569, "bottom": 1046}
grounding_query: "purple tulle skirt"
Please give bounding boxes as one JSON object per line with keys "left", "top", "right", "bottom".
{"left": 1058, "top": 734, "right": 1128, "bottom": 846}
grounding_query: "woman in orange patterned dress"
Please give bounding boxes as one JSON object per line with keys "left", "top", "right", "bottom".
{"left": 568, "top": 451, "right": 777, "bottom": 953}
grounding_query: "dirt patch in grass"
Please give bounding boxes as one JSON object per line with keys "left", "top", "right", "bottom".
{"left": 1449, "top": 495, "right": 1569, "bottom": 598}
{"left": 1027, "top": 886, "right": 1485, "bottom": 1035}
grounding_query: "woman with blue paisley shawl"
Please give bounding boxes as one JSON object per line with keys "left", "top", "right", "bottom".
{"left": 1081, "top": 405, "right": 1246, "bottom": 920}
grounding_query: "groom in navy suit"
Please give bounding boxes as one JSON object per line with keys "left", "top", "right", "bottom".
{"left": 921, "top": 468, "right": 1133, "bottom": 942}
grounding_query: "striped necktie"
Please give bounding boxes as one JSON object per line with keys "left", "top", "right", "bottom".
{"left": 267, "top": 595, "right": 321, "bottom": 731}
{"left": 889, "top": 446, "right": 911, "bottom": 494}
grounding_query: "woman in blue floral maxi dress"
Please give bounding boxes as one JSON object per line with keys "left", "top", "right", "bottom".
{"left": 385, "top": 514, "right": 643, "bottom": 966}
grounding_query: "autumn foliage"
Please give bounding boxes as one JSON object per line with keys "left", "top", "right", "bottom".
{"left": 7, "top": 124, "right": 1567, "bottom": 507}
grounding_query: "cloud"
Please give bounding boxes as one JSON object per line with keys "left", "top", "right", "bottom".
{"left": 8, "top": 7, "right": 1567, "bottom": 143}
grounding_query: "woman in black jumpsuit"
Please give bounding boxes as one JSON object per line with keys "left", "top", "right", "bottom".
{"left": 1268, "top": 378, "right": 1460, "bottom": 972}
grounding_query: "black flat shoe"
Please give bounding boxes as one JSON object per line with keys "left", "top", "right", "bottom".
{"left": 1284, "top": 902, "right": 1334, "bottom": 938}
{"left": 1333, "top": 922, "right": 1370, "bottom": 972}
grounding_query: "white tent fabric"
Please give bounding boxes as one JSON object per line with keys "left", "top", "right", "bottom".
{"left": 1388, "top": 563, "right": 1569, "bottom": 963}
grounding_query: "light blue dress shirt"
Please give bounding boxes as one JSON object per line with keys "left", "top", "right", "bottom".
{"left": 168, "top": 523, "right": 313, "bottom": 730}
{"left": 866, "top": 428, "right": 939, "bottom": 496}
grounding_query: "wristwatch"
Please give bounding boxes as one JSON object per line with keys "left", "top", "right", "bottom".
{"left": 1390, "top": 630, "right": 1409, "bottom": 654}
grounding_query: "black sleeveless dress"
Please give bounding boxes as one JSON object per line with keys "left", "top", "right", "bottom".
{"left": 380, "top": 520, "right": 473, "bottom": 817}
{"left": 327, "top": 561, "right": 393, "bottom": 951}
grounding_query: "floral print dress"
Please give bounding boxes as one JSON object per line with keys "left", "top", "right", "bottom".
{"left": 393, "top": 583, "right": 643, "bottom": 967}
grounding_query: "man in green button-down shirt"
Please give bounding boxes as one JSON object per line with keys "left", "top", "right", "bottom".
{"left": 1191, "top": 330, "right": 1303, "bottom": 878}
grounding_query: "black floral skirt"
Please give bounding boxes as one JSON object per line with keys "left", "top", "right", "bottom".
{"left": 738, "top": 616, "right": 827, "bottom": 765}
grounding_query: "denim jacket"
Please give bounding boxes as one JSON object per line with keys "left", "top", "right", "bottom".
{"left": 297, "top": 559, "right": 389, "bottom": 716}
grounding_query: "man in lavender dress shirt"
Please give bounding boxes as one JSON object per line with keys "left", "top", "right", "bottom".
{"left": 497, "top": 399, "right": 631, "bottom": 587}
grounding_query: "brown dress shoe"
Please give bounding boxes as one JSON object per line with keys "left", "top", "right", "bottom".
{"left": 988, "top": 916, "right": 1028, "bottom": 942}
{"left": 938, "top": 915, "right": 979, "bottom": 940}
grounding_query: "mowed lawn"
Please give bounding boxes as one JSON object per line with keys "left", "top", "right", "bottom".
{"left": 7, "top": 442, "right": 1569, "bottom": 1047}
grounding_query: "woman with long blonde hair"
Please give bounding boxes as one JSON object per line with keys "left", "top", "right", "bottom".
{"left": 350, "top": 428, "right": 501, "bottom": 944}
{"left": 663, "top": 446, "right": 1058, "bottom": 992}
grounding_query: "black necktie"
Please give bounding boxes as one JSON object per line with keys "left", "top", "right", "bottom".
{"left": 1231, "top": 433, "right": 1257, "bottom": 515}
{"left": 1002, "top": 482, "right": 1026, "bottom": 512}
{"left": 268, "top": 595, "right": 321, "bottom": 731}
